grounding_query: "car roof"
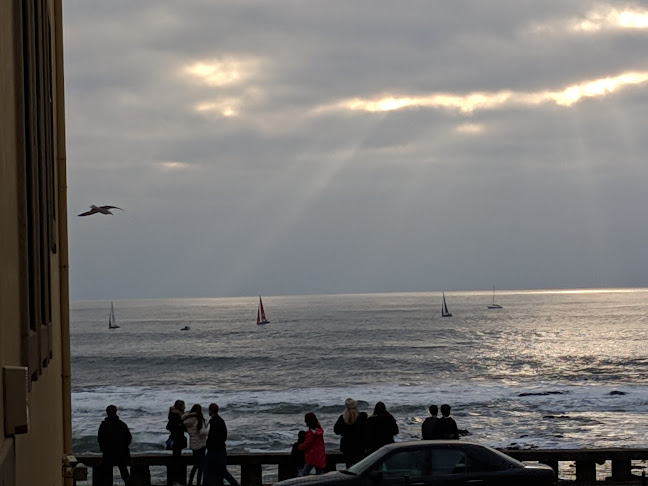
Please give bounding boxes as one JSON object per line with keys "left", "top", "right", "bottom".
{"left": 382, "top": 440, "right": 480, "bottom": 449}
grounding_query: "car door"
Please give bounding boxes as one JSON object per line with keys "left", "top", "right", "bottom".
{"left": 366, "top": 448, "right": 430, "bottom": 486}
{"left": 428, "top": 447, "right": 514, "bottom": 486}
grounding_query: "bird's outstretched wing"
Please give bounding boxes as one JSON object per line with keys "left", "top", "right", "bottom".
{"left": 78, "top": 207, "right": 99, "bottom": 217}
{"left": 78, "top": 205, "right": 124, "bottom": 216}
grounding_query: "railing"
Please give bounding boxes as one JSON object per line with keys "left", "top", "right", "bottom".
{"left": 74, "top": 448, "right": 648, "bottom": 486}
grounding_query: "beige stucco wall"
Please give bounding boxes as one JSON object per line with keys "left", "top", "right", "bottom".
{"left": 0, "top": 0, "right": 69, "bottom": 484}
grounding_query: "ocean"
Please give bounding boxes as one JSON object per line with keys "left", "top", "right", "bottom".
{"left": 71, "top": 288, "right": 648, "bottom": 463}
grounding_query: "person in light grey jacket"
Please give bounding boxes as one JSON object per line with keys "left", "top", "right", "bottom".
{"left": 183, "top": 404, "right": 208, "bottom": 486}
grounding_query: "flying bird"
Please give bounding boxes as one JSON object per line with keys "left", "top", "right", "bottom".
{"left": 78, "top": 205, "right": 124, "bottom": 216}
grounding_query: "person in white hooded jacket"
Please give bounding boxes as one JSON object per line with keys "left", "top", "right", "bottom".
{"left": 183, "top": 404, "right": 208, "bottom": 486}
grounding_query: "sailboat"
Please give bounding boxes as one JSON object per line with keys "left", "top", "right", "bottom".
{"left": 256, "top": 296, "right": 270, "bottom": 325}
{"left": 441, "top": 292, "right": 452, "bottom": 317}
{"left": 487, "top": 286, "right": 502, "bottom": 309}
{"left": 108, "top": 301, "right": 120, "bottom": 329}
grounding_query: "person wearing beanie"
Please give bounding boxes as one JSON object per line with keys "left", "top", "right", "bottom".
{"left": 333, "top": 398, "right": 368, "bottom": 467}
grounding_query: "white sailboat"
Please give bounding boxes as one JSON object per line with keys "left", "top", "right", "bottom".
{"left": 108, "top": 301, "right": 120, "bottom": 329}
{"left": 441, "top": 292, "right": 452, "bottom": 317}
{"left": 487, "top": 286, "right": 502, "bottom": 309}
{"left": 256, "top": 296, "right": 269, "bottom": 325}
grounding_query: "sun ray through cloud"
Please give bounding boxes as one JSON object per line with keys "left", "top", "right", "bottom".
{"left": 316, "top": 71, "right": 648, "bottom": 115}
{"left": 530, "top": 4, "right": 648, "bottom": 33}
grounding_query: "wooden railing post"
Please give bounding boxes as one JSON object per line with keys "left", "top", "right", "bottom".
{"left": 90, "top": 466, "right": 97, "bottom": 486}
{"left": 575, "top": 460, "right": 596, "bottom": 483}
{"left": 241, "top": 462, "right": 262, "bottom": 486}
{"left": 92, "top": 465, "right": 111, "bottom": 486}
{"left": 131, "top": 464, "right": 152, "bottom": 486}
{"left": 278, "top": 463, "right": 298, "bottom": 481}
{"left": 611, "top": 458, "right": 632, "bottom": 482}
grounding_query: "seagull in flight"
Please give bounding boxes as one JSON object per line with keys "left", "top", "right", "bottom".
{"left": 78, "top": 205, "right": 124, "bottom": 216}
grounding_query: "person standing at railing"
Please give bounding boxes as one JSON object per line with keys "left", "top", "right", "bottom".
{"left": 290, "top": 430, "right": 306, "bottom": 474}
{"left": 435, "top": 403, "right": 459, "bottom": 440}
{"left": 184, "top": 403, "right": 209, "bottom": 486}
{"left": 203, "top": 403, "right": 240, "bottom": 486}
{"left": 364, "top": 401, "right": 399, "bottom": 454}
{"left": 98, "top": 404, "right": 133, "bottom": 486}
{"left": 333, "top": 398, "right": 368, "bottom": 468}
{"left": 298, "top": 412, "right": 327, "bottom": 476}
{"left": 167, "top": 400, "right": 188, "bottom": 485}
{"left": 421, "top": 404, "right": 440, "bottom": 440}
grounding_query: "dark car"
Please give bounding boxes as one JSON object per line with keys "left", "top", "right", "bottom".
{"left": 275, "top": 440, "right": 555, "bottom": 486}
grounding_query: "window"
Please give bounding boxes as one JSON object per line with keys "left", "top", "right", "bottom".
{"left": 429, "top": 449, "right": 467, "bottom": 475}
{"left": 373, "top": 450, "right": 427, "bottom": 479}
{"left": 19, "top": 0, "right": 56, "bottom": 383}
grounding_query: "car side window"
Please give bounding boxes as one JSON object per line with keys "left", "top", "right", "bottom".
{"left": 464, "top": 452, "right": 502, "bottom": 473}
{"left": 373, "top": 450, "right": 427, "bottom": 478}
{"left": 429, "top": 449, "right": 467, "bottom": 475}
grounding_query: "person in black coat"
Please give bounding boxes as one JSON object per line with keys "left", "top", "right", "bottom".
{"left": 364, "top": 401, "right": 399, "bottom": 454}
{"left": 98, "top": 404, "right": 133, "bottom": 486}
{"left": 167, "top": 400, "right": 188, "bottom": 485}
{"left": 333, "top": 398, "right": 368, "bottom": 467}
{"left": 435, "top": 403, "right": 459, "bottom": 439}
{"left": 290, "top": 430, "right": 306, "bottom": 474}
{"left": 421, "top": 404, "right": 439, "bottom": 440}
{"left": 203, "top": 403, "right": 240, "bottom": 486}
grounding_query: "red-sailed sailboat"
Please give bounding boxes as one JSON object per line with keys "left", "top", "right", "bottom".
{"left": 256, "top": 296, "right": 270, "bottom": 325}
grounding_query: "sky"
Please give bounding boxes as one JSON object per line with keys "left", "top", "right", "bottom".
{"left": 63, "top": 1, "right": 648, "bottom": 301}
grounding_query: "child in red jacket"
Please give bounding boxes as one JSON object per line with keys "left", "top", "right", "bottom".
{"left": 298, "top": 412, "right": 327, "bottom": 475}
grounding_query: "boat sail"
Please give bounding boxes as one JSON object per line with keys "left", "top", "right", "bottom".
{"left": 108, "top": 301, "right": 120, "bottom": 329}
{"left": 441, "top": 292, "right": 452, "bottom": 317}
{"left": 487, "top": 286, "right": 502, "bottom": 309}
{"left": 256, "top": 296, "right": 270, "bottom": 325}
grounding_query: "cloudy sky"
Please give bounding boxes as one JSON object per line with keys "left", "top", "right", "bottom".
{"left": 63, "top": 1, "right": 648, "bottom": 301}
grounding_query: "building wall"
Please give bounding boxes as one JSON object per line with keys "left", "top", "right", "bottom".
{"left": 0, "top": 0, "right": 70, "bottom": 485}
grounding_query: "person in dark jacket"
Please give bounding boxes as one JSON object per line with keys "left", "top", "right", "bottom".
{"left": 421, "top": 404, "right": 439, "bottom": 440}
{"left": 167, "top": 400, "right": 188, "bottom": 485}
{"left": 203, "top": 403, "right": 239, "bottom": 486}
{"left": 98, "top": 404, "right": 133, "bottom": 486}
{"left": 333, "top": 398, "right": 367, "bottom": 467}
{"left": 436, "top": 403, "right": 459, "bottom": 439}
{"left": 364, "top": 401, "right": 399, "bottom": 454}
{"left": 290, "top": 430, "right": 306, "bottom": 474}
